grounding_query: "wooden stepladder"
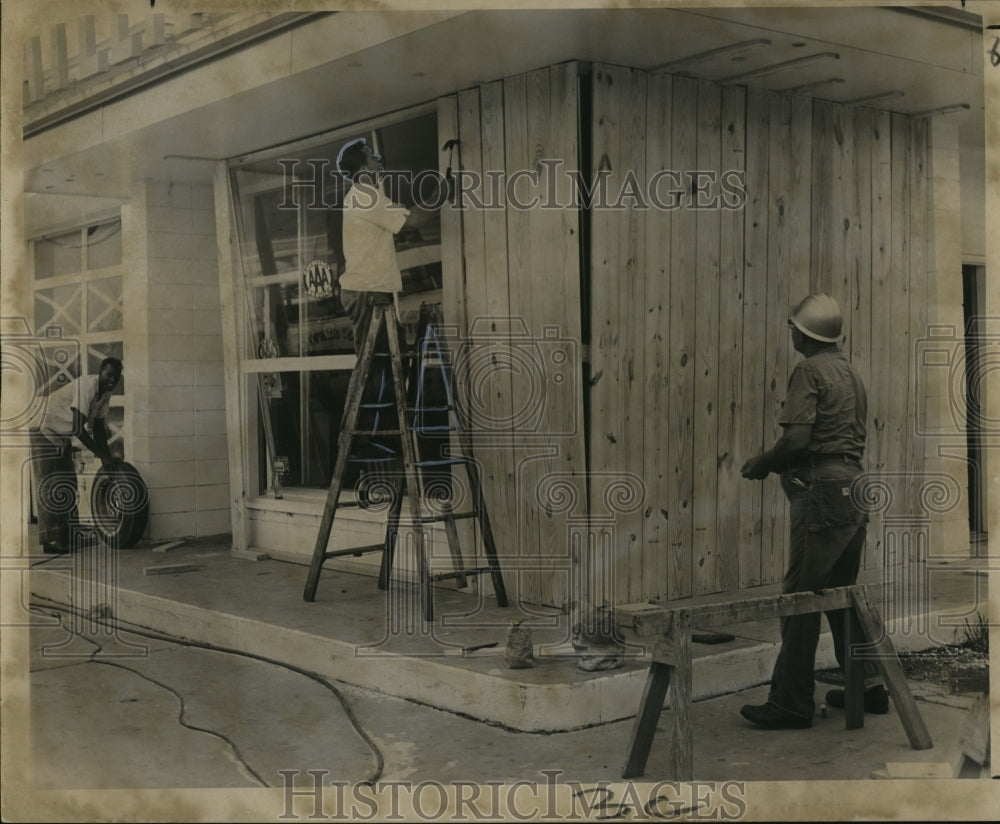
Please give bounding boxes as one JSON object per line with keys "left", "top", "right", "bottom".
{"left": 621, "top": 584, "right": 933, "bottom": 780}
{"left": 302, "top": 301, "right": 508, "bottom": 621}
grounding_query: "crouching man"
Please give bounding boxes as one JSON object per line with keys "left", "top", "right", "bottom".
{"left": 30, "top": 358, "right": 123, "bottom": 553}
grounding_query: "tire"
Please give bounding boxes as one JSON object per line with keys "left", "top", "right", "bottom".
{"left": 91, "top": 461, "right": 149, "bottom": 548}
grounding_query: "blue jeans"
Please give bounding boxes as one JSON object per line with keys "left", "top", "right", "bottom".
{"left": 767, "top": 460, "right": 878, "bottom": 719}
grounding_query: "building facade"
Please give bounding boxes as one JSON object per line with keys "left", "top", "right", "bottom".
{"left": 6, "top": 4, "right": 990, "bottom": 609}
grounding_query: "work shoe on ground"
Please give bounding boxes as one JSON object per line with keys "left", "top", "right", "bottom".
{"left": 739, "top": 702, "right": 812, "bottom": 729}
{"left": 825, "top": 685, "right": 890, "bottom": 714}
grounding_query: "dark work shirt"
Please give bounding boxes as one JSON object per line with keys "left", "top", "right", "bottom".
{"left": 778, "top": 348, "right": 868, "bottom": 462}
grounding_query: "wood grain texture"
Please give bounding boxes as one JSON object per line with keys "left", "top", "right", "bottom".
{"left": 692, "top": 80, "right": 722, "bottom": 596}
{"left": 643, "top": 72, "right": 673, "bottom": 603}
{"left": 761, "top": 92, "right": 791, "bottom": 586}
{"left": 737, "top": 88, "right": 769, "bottom": 589}
{"left": 714, "top": 85, "right": 745, "bottom": 595}
{"left": 666, "top": 76, "right": 698, "bottom": 600}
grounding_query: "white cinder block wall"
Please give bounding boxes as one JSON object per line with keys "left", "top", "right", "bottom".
{"left": 130, "top": 179, "right": 230, "bottom": 540}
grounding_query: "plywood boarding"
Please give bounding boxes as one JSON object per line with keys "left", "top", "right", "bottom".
{"left": 888, "top": 113, "right": 912, "bottom": 532}
{"left": 642, "top": 72, "right": 673, "bottom": 602}
{"left": 666, "top": 76, "right": 699, "bottom": 599}
{"left": 503, "top": 64, "right": 585, "bottom": 609}
{"left": 691, "top": 80, "right": 722, "bottom": 596}
{"left": 907, "top": 118, "right": 929, "bottom": 526}
{"left": 737, "top": 87, "right": 769, "bottom": 590}
{"left": 714, "top": 85, "right": 746, "bottom": 595}
{"left": 589, "top": 63, "right": 648, "bottom": 605}
{"left": 760, "top": 92, "right": 792, "bottom": 585}
{"left": 443, "top": 63, "right": 935, "bottom": 608}
{"left": 865, "top": 108, "right": 893, "bottom": 569}
{"left": 587, "top": 68, "right": 936, "bottom": 603}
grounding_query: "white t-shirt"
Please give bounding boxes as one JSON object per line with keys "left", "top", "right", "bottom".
{"left": 40, "top": 375, "right": 111, "bottom": 447}
{"left": 339, "top": 181, "right": 409, "bottom": 294}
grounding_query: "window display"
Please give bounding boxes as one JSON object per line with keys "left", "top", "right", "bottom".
{"left": 230, "top": 109, "right": 443, "bottom": 492}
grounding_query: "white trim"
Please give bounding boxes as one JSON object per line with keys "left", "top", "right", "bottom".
{"left": 231, "top": 100, "right": 438, "bottom": 167}
{"left": 241, "top": 354, "right": 356, "bottom": 373}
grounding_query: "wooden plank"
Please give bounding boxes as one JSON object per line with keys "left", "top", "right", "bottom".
{"left": 618, "top": 66, "right": 647, "bottom": 603}
{"left": 888, "top": 114, "right": 912, "bottom": 518}
{"left": 543, "top": 61, "right": 586, "bottom": 610}
{"left": 866, "top": 109, "right": 893, "bottom": 570}
{"left": 810, "top": 99, "right": 835, "bottom": 295}
{"left": 622, "top": 662, "right": 673, "bottom": 779}
{"left": 692, "top": 80, "right": 722, "bottom": 596}
{"left": 622, "top": 610, "right": 693, "bottom": 781}
{"left": 630, "top": 586, "right": 857, "bottom": 636}
{"left": 761, "top": 92, "right": 791, "bottom": 586}
{"left": 667, "top": 622, "right": 694, "bottom": 781}
{"left": 440, "top": 93, "right": 469, "bottom": 349}
{"left": 831, "top": 102, "right": 853, "bottom": 348}
{"left": 851, "top": 588, "right": 933, "bottom": 750}
{"left": 843, "top": 607, "right": 866, "bottom": 730}
{"left": 715, "top": 85, "right": 745, "bottom": 595}
{"left": 526, "top": 63, "right": 584, "bottom": 609}
{"left": 737, "top": 88, "right": 769, "bottom": 589}
{"left": 452, "top": 85, "right": 491, "bottom": 575}
{"left": 643, "top": 72, "right": 673, "bottom": 603}
{"left": 523, "top": 67, "right": 554, "bottom": 607}
{"left": 475, "top": 81, "right": 520, "bottom": 602}
{"left": 788, "top": 95, "right": 813, "bottom": 298}
{"left": 504, "top": 71, "right": 543, "bottom": 607}
{"left": 589, "top": 63, "right": 626, "bottom": 604}
{"left": 850, "top": 107, "right": 873, "bottom": 394}
{"left": 907, "top": 119, "right": 929, "bottom": 520}
{"left": 666, "top": 76, "right": 698, "bottom": 600}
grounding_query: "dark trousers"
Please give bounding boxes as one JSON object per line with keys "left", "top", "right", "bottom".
{"left": 340, "top": 289, "right": 401, "bottom": 448}
{"left": 29, "top": 429, "right": 78, "bottom": 548}
{"left": 767, "top": 464, "right": 879, "bottom": 719}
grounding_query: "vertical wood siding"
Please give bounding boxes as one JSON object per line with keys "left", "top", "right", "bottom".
{"left": 440, "top": 63, "right": 585, "bottom": 609}
{"left": 441, "top": 61, "right": 933, "bottom": 606}
{"left": 587, "top": 64, "right": 933, "bottom": 601}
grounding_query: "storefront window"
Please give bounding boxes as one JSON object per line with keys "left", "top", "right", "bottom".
{"left": 30, "top": 218, "right": 126, "bottom": 428}
{"left": 230, "top": 108, "right": 444, "bottom": 492}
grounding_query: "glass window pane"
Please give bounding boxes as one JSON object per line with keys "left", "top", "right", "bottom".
{"left": 87, "top": 276, "right": 123, "bottom": 332}
{"left": 33, "top": 230, "right": 83, "bottom": 279}
{"left": 86, "top": 220, "right": 122, "bottom": 269}
{"left": 40, "top": 335, "right": 81, "bottom": 395}
{"left": 34, "top": 284, "right": 83, "bottom": 336}
{"left": 257, "top": 369, "right": 355, "bottom": 490}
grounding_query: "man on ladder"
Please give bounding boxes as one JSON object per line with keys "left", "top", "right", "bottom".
{"left": 335, "top": 138, "right": 422, "bottom": 497}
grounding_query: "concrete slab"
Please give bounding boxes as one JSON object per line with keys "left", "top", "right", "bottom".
{"left": 28, "top": 617, "right": 983, "bottom": 788}
{"left": 27, "top": 535, "right": 986, "bottom": 734}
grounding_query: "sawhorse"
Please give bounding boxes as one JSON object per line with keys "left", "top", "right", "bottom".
{"left": 621, "top": 584, "right": 933, "bottom": 779}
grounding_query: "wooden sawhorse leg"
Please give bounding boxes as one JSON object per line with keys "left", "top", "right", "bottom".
{"left": 843, "top": 586, "right": 933, "bottom": 750}
{"left": 622, "top": 615, "right": 693, "bottom": 779}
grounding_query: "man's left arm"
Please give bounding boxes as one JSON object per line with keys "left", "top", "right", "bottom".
{"left": 741, "top": 423, "right": 812, "bottom": 479}
{"left": 71, "top": 408, "right": 115, "bottom": 469}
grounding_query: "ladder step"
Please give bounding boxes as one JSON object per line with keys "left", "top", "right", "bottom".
{"left": 323, "top": 544, "right": 385, "bottom": 559}
{"left": 406, "top": 405, "right": 452, "bottom": 413}
{"left": 409, "top": 425, "right": 457, "bottom": 433}
{"left": 416, "top": 458, "right": 468, "bottom": 468}
{"left": 415, "top": 511, "right": 479, "bottom": 524}
{"left": 430, "top": 566, "right": 495, "bottom": 583}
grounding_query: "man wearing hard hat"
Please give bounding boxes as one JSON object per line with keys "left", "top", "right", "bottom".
{"left": 739, "top": 294, "right": 886, "bottom": 729}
